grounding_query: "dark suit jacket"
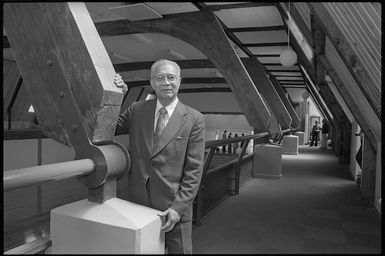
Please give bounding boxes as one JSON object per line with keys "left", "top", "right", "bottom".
{"left": 116, "top": 99, "right": 205, "bottom": 221}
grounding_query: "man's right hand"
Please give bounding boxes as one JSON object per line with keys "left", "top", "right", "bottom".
{"left": 114, "top": 73, "right": 128, "bottom": 95}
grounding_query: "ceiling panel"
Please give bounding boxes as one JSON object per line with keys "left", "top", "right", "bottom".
{"left": 276, "top": 77, "right": 304, "bottom": 80}
{"left": 257, "top": 57, "right": 280, "bottom": 63}
{"left": 145, "top": 2, "right": 199, "bottom": 14}
{"left": 85, "top": 2, "right": 127, "bottom": 22}
{"left": 102, "top": 33, "right": 207, "bottom": 63}
{"left": 271, "top": 72, "right": 302, "bottom": 76}
{"left": 248, "top": 46, "right": 292, "bottom": 55}
{"left": 234, "top": 30, "right": 287, "bottom": 44}
{"left": 204, "top": 2, "right": 249, "bottom": 5}
{"left": 265, "top": 65, "right": 300, "bottom": 71}
{"left": 214, "top": 6, "right": 283, "bottom": 28}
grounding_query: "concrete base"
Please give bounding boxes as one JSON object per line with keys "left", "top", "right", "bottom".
{"left": 51, "top": 198, "right": 165, "bottom": 254}
{"left": 253, "top": 144, "right": 282, "bottom": 178}
{"left": 295, "top": 131, "right": 305, "bottom": 146}
{"left": 282, "top": 135, "right": 299, "bottom": 155}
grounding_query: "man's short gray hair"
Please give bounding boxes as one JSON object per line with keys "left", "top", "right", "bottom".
{"left": 150, "top": 59, "right": 181, "bottom": 77}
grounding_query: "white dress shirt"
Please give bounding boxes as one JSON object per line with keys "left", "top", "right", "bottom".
{"left": 154, "top": 97, "right": 179, "bottom": 132}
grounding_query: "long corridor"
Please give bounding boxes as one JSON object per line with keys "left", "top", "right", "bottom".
{"left": 192, "top": 146, "right": 381, "bottom": 254}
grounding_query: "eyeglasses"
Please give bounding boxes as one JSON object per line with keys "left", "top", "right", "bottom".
{"left": 151, "top": 74, "right": 180, "bottom": 83}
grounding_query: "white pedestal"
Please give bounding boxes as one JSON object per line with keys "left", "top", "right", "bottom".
{"left": 51, "top": 198, "right": 165, "bottom": 254}
{"left": 295, "top": 131, "right": 305, "bottom": 146}
{"left": 320, "top": 133, "right": 327, "bottom": 148}
{"left": 253, "top": 144, "right": 282, "bottom": 178}
{"left": 282, "top": 135, "right": 299, "bottom": 155}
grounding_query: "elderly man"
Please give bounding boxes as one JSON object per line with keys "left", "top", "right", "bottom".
{"left": 114, "top": 59, "right": 205, "bottom": 254}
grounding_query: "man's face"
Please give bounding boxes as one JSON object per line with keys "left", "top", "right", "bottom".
{"left": 150, "top": 62, "right": 181, "bottom": 102}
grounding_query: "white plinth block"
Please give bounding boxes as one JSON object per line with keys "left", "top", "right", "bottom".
{"left": 51, "top": 198, "right": 165, "bottom": 254}
{"left": 253, "top": 144, "right": 282, "bottom": 179}
{"left": 282, "top": 135, "right": 299, "bottom": 155}
{"left": 295, "top": 131, "right": 305, "bottom": 146}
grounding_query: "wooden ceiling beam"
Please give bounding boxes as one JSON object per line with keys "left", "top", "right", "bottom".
{"left": 319, "top": 56, "right": 378, "bottom": 147}
{"left": 276, "top": 4, "right": 314, "bottom": 82}
{"left": 281, "top": 3, "right": 312, "bottom": 45}
{"left": 269, "top": 76, "right": 300, "bottom": 128}
{"left": 242, "top": 57, "right": 292, "bottom": 129}
{"left": 300, "top": 65, "right": 334, "bottom": 126}
{"left": 4, "top": 3, "right": 123, "bottom": 146}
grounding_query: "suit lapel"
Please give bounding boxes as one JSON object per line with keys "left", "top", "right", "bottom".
{"left": 143, "top": 99, "right": 156, "bottom": 153}
{"left": 151, "top": 101, "right": 188, "bottom": 158}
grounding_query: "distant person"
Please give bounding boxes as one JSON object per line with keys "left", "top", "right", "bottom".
{"left": 320, "top": 119, "right": 329, "bottom": 149}
{"left": 309, "top": 121, "right": 321, "bottom": 147}
{"left": 240, "top": 133, "right": 245, "bottom": 148}
{"left": 227, "top": 132, "right": 232, "bottom": 153}
{"left": 233, "top": 134, "right": 239, "bottom": 154}
{"left": 222, "top": 130, "right": 227, "bottom": 153}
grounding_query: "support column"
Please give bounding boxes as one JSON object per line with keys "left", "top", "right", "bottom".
{"left": 360, "top": 136, "right": 376, "bottom": 206}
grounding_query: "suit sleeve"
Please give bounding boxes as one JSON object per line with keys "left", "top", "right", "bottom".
{"left": 170, "top": 113, "right": 206, "bottom": 217}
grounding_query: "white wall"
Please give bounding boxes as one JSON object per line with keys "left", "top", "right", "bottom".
{"left": 179, "top": 92, "right": 242, "bottom": 113}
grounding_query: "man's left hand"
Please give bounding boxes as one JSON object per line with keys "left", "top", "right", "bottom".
{"left": 157, "top": 208, "right": 181, "bottom": 232}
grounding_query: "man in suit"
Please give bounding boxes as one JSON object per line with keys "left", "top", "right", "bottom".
{"left": 114, "top": 59, "right": 206, "bottom": 254}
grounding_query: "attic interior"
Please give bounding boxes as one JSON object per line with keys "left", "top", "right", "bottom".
{"left": 3, "top": 2, "right": 381, "bottom": 254}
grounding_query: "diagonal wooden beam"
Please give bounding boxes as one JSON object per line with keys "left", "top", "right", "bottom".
{"left": 96, "top": 9, "right": 272, "bottom": 131}
{"left": 242, "top": 57, "right": 292, "bottom": 129}
{"left": 319, "top": 56, "right": 378, "bottom": 148}
{"left": 269, "top": 76, "right": 300, "bottom": 128}
{"left": 299, "top": 65, "right": 333, "bottom": 126}
{"left": 309, "top": 3, "right": 380, "bottom": 118}
{"left": 4, "top": 3, "right": 123, "bottom": 146}
{"left": 276, "top": 4, "right": 314, "bottom": 82}
{"left": 281, "top": 3, "right": 312, "bottom": 45}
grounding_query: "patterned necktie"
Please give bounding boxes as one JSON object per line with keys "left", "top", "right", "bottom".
{"left": 154, "top": 107, "right": 167, "bottom": 145}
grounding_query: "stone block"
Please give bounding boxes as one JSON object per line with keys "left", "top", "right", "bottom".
{"left": 253, "top": 144, "right": 282, "bottom": 178}
{"left": 282, "top": 135, "right": 299, "bottom": 155}
{"left": 295, "top": 131, "right": 305, "bottom": 146}
{"left": 51, "top": 198, "right": 164, "bottom": 254}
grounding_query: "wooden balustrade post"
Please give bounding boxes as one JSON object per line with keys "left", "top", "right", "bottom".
{"left": 194, "top": 147, "right": 216, "bottom": 226}
{"left": 233, "top": 139, "right": 251, "bottom": 195}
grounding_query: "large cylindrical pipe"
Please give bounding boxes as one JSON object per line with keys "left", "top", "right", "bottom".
{"left": 3, "top": 159, "right": 95, "bottom": 191}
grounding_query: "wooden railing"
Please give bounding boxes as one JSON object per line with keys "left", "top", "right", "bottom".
{"left": 193, "top": 128, "right": 292, "bottom": 226}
